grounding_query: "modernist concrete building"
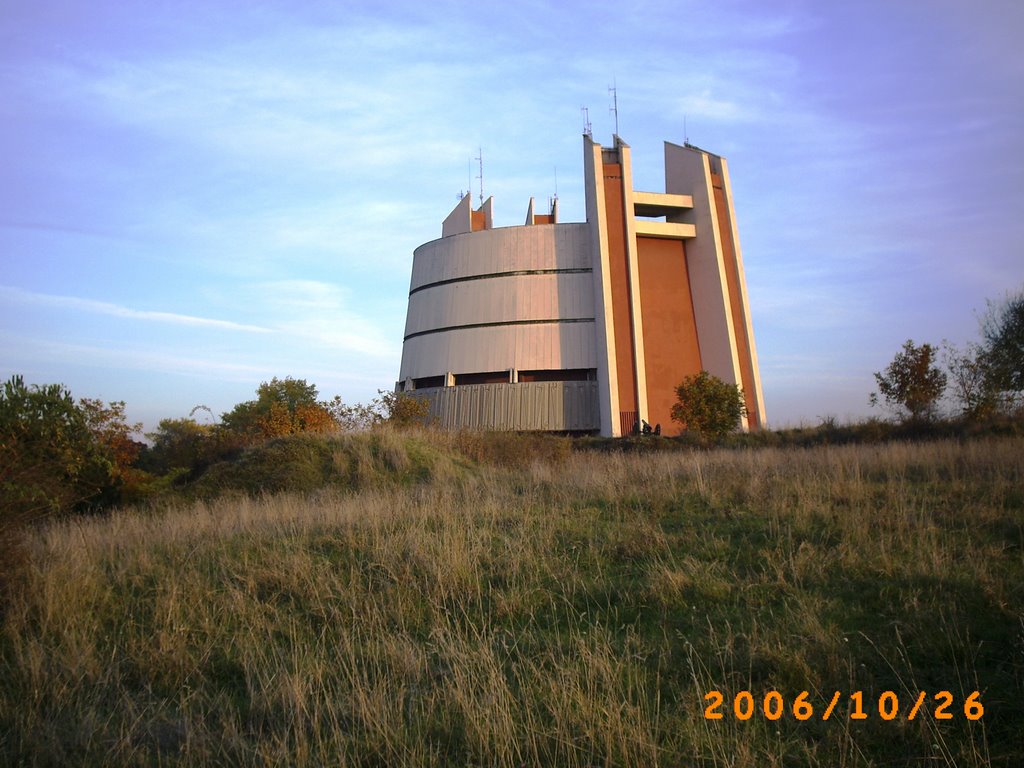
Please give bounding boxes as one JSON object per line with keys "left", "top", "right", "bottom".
{"left": 397, "top": 134, "right": 766, "bottom": 437}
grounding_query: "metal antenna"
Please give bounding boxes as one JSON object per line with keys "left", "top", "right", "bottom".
{"left": 609, "top": 81, "right": 619, "bottom": 136}
{"left": 684, "top": 115, "right": 690, "bottom": 147}
{"left": 581, "top": 106, "right": 592, "bottom": 137}
{"left": 475, "top": 147, "right": 484, "bottom": 206}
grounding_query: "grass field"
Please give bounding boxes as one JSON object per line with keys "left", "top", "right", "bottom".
{"left": 1, "top": 431, "right": 1022, "bottom": 766}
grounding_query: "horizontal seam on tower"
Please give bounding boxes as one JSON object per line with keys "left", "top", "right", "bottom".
{"left": 404, "top": 317, "right": 595, "bottom": 341}
{"left": 409, "top": 268, "right": 592, "bottom": 296}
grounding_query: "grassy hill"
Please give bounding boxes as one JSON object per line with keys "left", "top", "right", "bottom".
{"left": 2, "top": 430, "right": 1022, "bottom": 766}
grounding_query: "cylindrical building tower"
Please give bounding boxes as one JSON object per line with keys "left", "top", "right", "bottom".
{"left": 397, "top": 134, "right": 766, "bottom": 436}
{"left": 398, "top": 194, "right": 602, "bottom": 431}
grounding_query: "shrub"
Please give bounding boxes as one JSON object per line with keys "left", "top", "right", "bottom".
{"left": 670, "top": 371, "right": 747, "bottom": 440}
{"left": 221, "top": 377, "right": 337, "bottom": 442}
{"left": 943, "top": 341, "right": 998, "bottom": 420}
{"left": 870, "top": 340, "right": 947, "bottom": 422}
{"left": 0, "top": 375, "right": 115, "bottom": 519}
{"left": 330, "top": 390, "right": 431, "bottom": 430}
{"left": 979, "top": 287, "right": 1024, "bottom": 405}
{"left": 0, "top": 375, "right": 140, "bottom": 605}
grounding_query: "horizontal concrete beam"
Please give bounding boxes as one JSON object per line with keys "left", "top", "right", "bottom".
{"left": 633, "top": 191, "right": 694, "bottom": 218}
{"left": 633, "top": 220, "right": 697, "bottom": 240}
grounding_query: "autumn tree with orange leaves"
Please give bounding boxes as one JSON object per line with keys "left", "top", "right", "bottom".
{"left": 221, "top": 377, "right": 338, "bottom": 442}
{"left": 1, "top": 376, "right": 142, "bottom": 519}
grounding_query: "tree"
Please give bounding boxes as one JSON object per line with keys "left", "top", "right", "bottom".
{"left": 870, "top": 340, "right": 947, "bottom": 422}
{"left": 327, "top": 390, "right": 431, "bottom": 430}
{"left": 376, "top": 390, "right": 432, "bottom": 428}
{"left": 221, "top": 377, "right": 337, "bottom": 441}
{"left": 979, "top": 288, "right": 1024, "bottom": 400}
{"left": 144, "top": 417, "right": 216, "bottom": 474}
{"left": 0, "top": 377, "right": 143, "bottom": 601}
{"left": 670, "top": 371, "right": 747, "bottom": 439}
{"left": 0, "top": 376, "right": 114, "bottom": 518}
{"left": 80, "top": 398, "right": 144, "bottom": 487}
{"left": 943, "top": 341, "right": 997, "bottom": 420}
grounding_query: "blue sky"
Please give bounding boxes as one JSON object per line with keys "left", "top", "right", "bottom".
{"left": 2, "top": 0, "right": 1022, "bottom": 430}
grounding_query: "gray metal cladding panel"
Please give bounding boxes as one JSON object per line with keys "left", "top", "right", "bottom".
{"left": 410, "top": 224, "right": 591, "bottom": 290}
{"left": 398, "top": 322, "right": 598, "bottom": 382}
{"left": 415, "top": 381, "right": 599, "bottom": 431}
{"left": 404, "top": 273, "right": 595, "bottom": 336}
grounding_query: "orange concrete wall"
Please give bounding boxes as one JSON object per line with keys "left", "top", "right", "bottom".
{"left": 636, "top": 236, "right": 703, "bottom": 435}
{"left": 712, "top": 173, "right": 759, "bottom": 427}
{"left": 471, "top": 209, "right": 486, "bottom": 232}
{"left": 601, "top": 162, "right": 638, "bottom": 414}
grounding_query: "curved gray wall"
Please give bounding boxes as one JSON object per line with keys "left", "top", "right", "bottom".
{"left": 399, "top": 223, "right": 595, "bottom": 381}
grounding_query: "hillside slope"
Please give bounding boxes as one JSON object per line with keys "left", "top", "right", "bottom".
{"left": 2, "top": 433, "right": 1021, "bottom": 766}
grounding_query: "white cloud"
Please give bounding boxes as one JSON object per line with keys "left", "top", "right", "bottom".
{"left": 43, "top": 23, "right": 487, "bottom": 181}
{"left": 0, "top": 285, "right": 272, "bottom": 333}
{"left": 220, "top": 280, "right": 400, "bottom": 359}
{"left": 0, "top": 330, "right": 271, "bottom": 382}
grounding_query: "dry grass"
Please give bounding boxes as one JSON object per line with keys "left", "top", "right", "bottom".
{"left": 1, "top": 435, "right": 1022, "bottom": 766}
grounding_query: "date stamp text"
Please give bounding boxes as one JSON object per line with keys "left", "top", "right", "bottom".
{"left": 703, "top": 690, "right": 985, "bottom": 721}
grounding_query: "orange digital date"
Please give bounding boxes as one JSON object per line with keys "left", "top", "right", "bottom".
{"left": 703, "top": 690, "right": 984, "bottom": 721}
